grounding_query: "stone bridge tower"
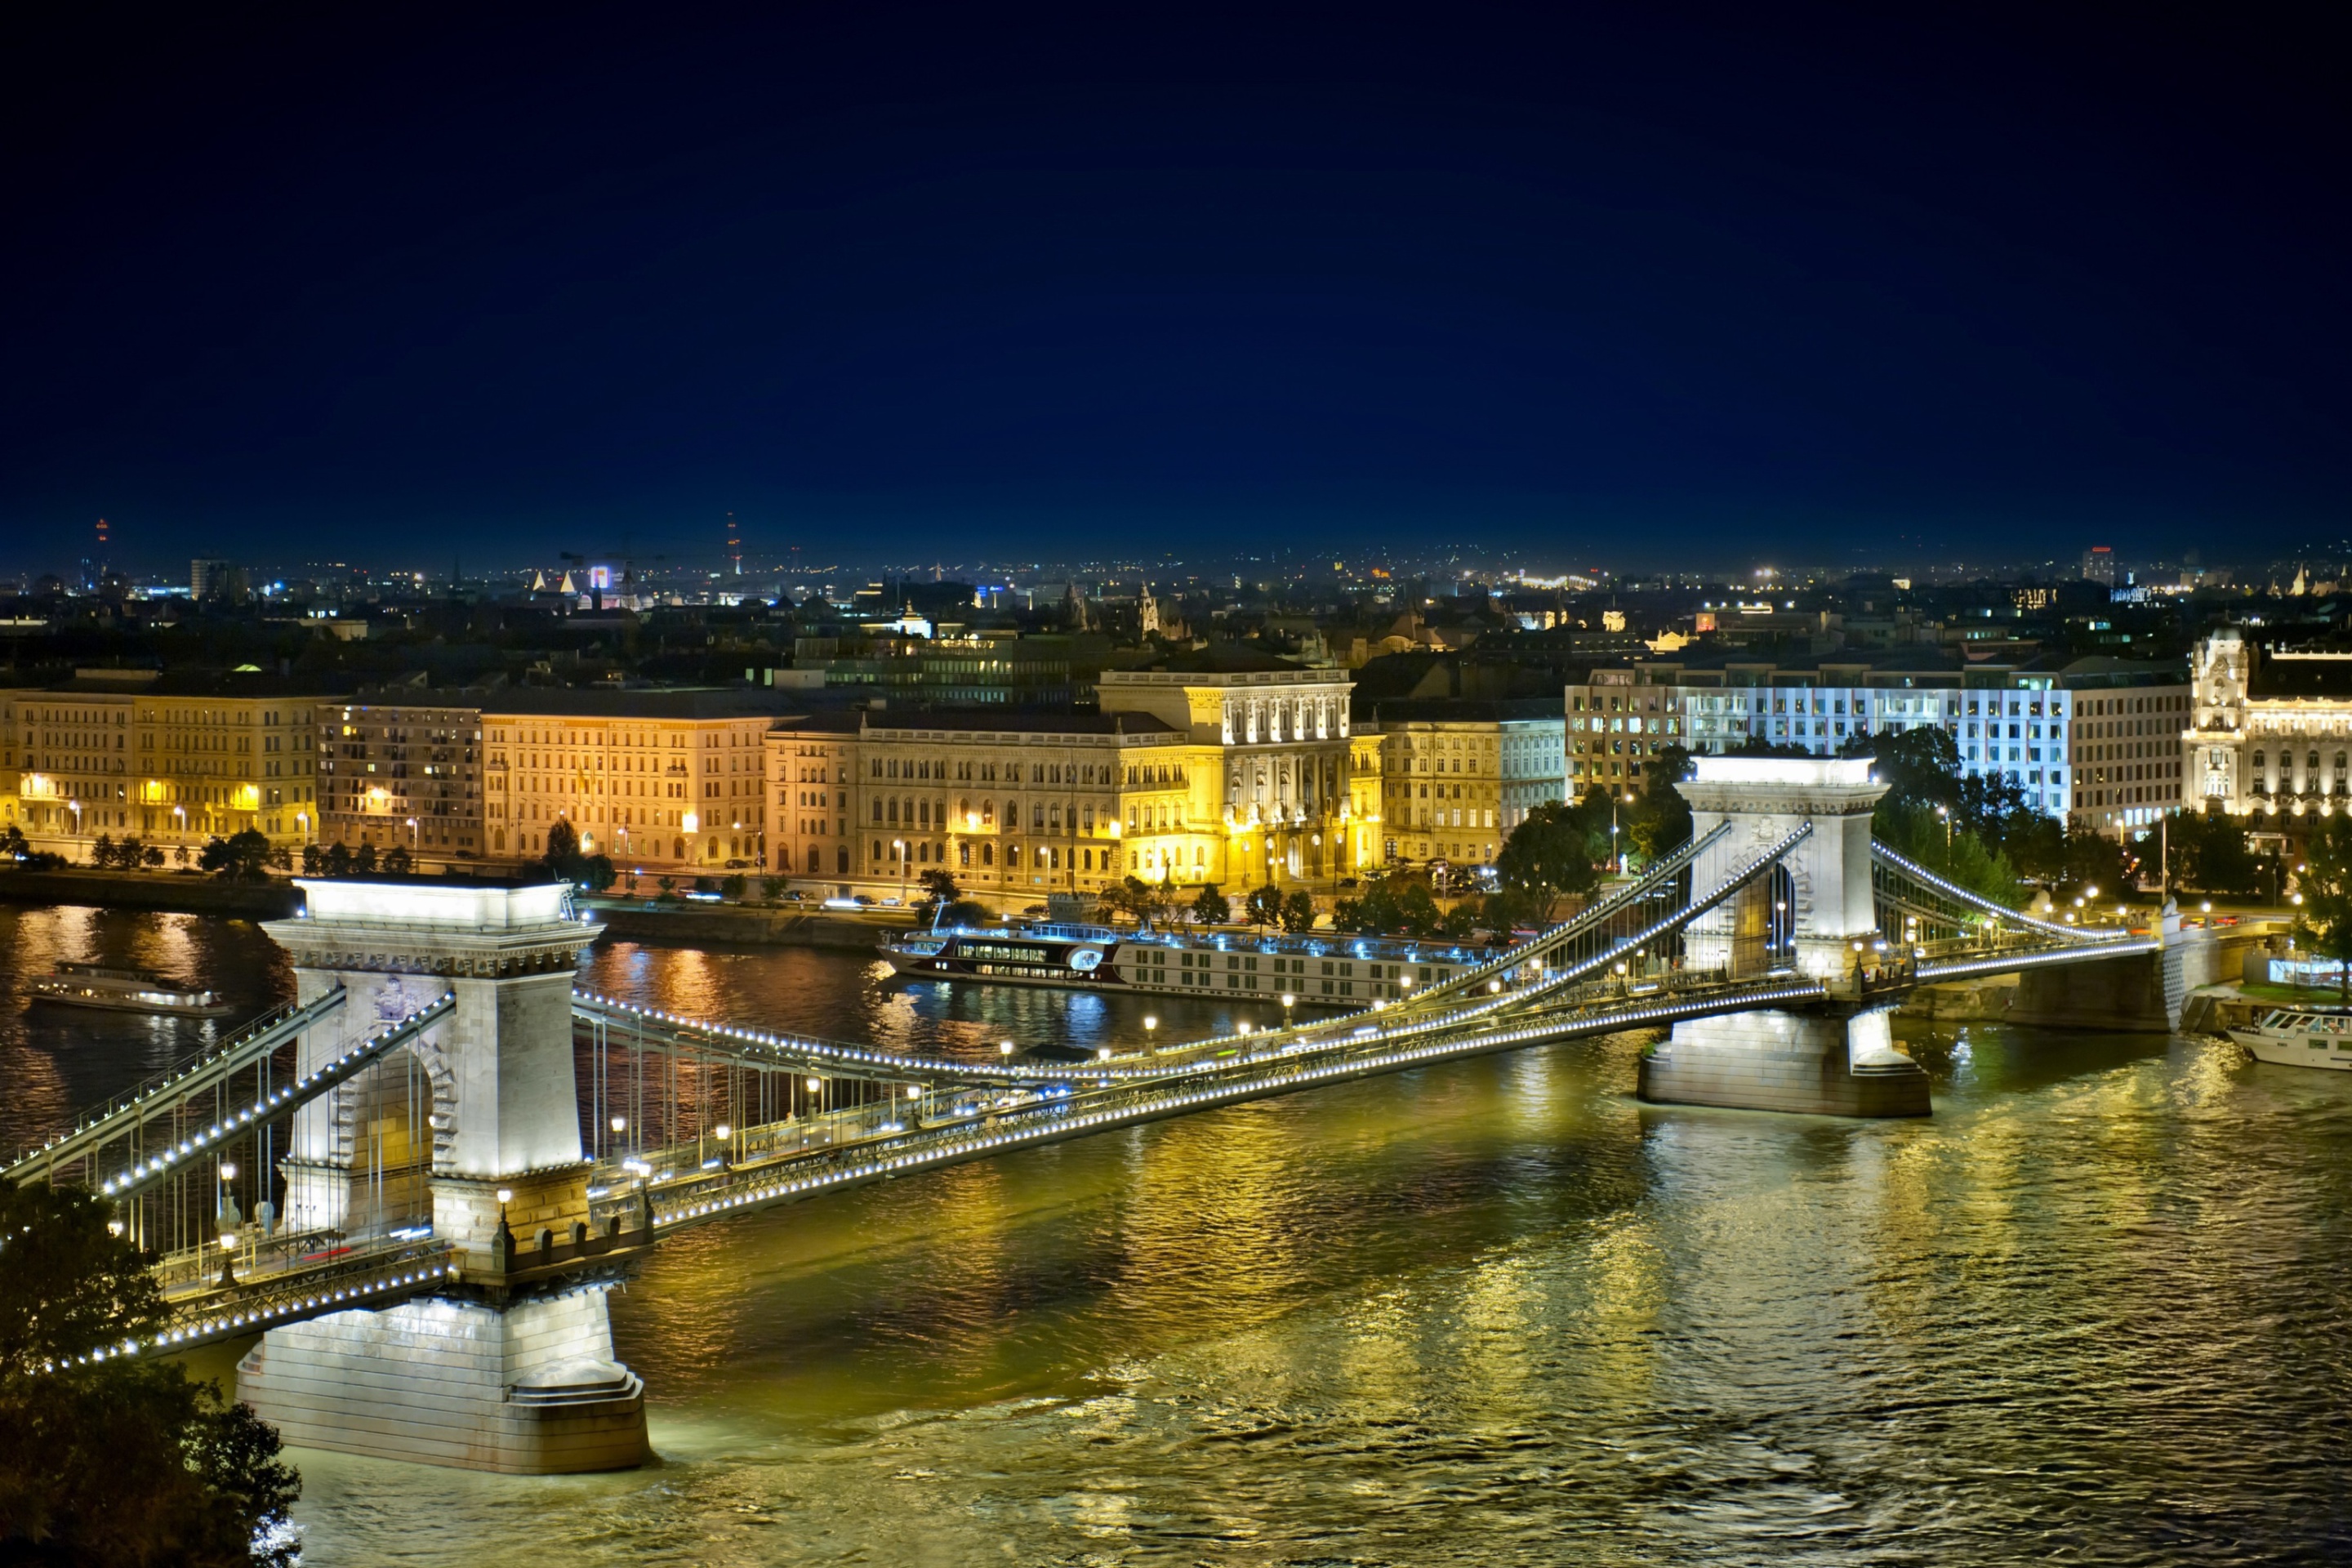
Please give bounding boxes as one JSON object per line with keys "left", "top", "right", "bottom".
{"left": 238, "top": 880, "right": 649, "bottom": 1473}
{"left": 1641, "top": 756, "right": 1930, "bottom": 1117}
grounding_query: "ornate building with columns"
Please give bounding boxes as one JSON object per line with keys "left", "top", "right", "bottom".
{"left": 2184, "top": 629, "right": 2352, "bottom": 820}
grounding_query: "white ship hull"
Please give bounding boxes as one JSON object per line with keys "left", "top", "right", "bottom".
{"left": 2230, "top": 1024, "right": 2352, "bottom": 1071}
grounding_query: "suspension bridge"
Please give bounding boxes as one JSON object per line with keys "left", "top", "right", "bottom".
{"left": 6, "top": 756, "right": 2176, "bottom": 1473}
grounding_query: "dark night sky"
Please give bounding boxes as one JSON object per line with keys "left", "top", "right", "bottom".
{"left": 2, "top": 4, "right": 2345, "bottom": 572}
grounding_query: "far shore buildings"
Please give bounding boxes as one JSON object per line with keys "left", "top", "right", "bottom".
{"left": 5, "top": 669, "right": 321, "bottom": 858}
{"left": 35, "top": 621, "right": 2345, "bottom": 896}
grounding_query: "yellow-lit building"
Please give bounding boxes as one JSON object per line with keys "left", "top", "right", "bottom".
{"left": 1369, "top": 705, "right": 1505, "bottom": 866}
{"left": 481, "top": 691, "right": 780, "bottom": 873}
{"left": 768, "top": 709, "right": 1201, "bottom": 902}
{"left": 766, "top": 655, "right": 1380, "bottom": 903}
{"left": 11, "top": 670, "right": 321, "bottom": 861}
{"left": 1098, "top": 657, "right": 1360, "bottom": 888}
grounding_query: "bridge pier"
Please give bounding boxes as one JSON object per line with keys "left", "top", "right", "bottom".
{"left": 234, "top": 1285, "right": 648, "bottom": 1473}
{"left": 1641, "top": 757, "right": 1930, "bottom": 1117}
{"left": 235, "top": 879, "right": 650, "bottom": 1474}
{"left": 1639, "top": 1005, "right": 1930, "bottom": 1117}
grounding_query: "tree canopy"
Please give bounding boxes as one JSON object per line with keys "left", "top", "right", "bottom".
{"left": 2295, "top": 813, "right": 2352, "bottom": 1000}
{"left": 0, "top": 1184, "right": 300, "bottom": 1566}
{"left": 198, "top": 829, "right": 276, "bottom": 883}
{"left": 537, "top": 820, "right": 617, "bottom": 893}
{"left": 1493, "top": 800, "right": 1603, "bottom": 922}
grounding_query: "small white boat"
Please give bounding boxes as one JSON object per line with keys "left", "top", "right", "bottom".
{"left": 28, "top": 961, "right": 234, "bottom": 1018}
{"left": 2230, "top": 1006, "right": 2352, "bottom": 1071}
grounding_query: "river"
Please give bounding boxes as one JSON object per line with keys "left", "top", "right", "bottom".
{"left": 4, "top": 902, "right": 2350, "bottom": 1565}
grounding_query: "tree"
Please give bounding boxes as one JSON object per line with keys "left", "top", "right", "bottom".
{"left": 91, "top": 831, "right": 116, "bottom": 868}
{"left": 381, "top": 844, "right": 414, "bottom": 876}
{"left": 545, "top": 820, "right": 580, "bottom": 862}
{"left": 300, "top": 844, "right": 325, "bottom": 876}
{"left": 759, "top": 876, "right": 786, "bottom": 902}
{"left": 720, "top": 872, "right": 749, "bottom": 902}
{"left": 912, "top": 868, "right": 960, "bottom": 923}
{"left": 349, "top": 842, "right": 377, "bottom": 875}
{"left": 1332, "top": 873, "right": 1446, "bottom": 938}
{"left": 140, "top": 844, "right": 165, "bottom": 870}
{"left": 1245, "top": 884, "right": 1285, "bottom": 930}
{"left": 2296, "top": 813, "right": 2352, "bottom": 1000}
{"left": 1280, "top": 889, "right": 1316, "bottom": 933}
{"left": 1494, "top": 800, "right": 1602, "bottom": 923}
{"left": 1626, "top": 742, "right": 1695, "bottom": 863}
{"left": 0, "top": 1184, "right": 299, "bottom": 1565}
{"left": 1190, "top": 884, "right": 1231, "bottom": 926}
{"left": 323, "top": 842, "right": 352, "bottom": 877}
{"left": 0, "top": 824, "right": 28, "bottom": 863}
{"left": 2176, "top": 806, "right": 2263, "bottom": 898}
{"left": 198, "top": 829, "right": 274, "bottom": 883}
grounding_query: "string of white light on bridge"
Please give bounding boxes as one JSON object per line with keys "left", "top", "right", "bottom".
{"left": 644, "top": 980, "right": 1831, "bottom": 1233}
{"left": 1871, "top": 842, "right": 2133, "bottom": 944}
{"left": 93, "top": 994, "right": 455, "bottom": 1197}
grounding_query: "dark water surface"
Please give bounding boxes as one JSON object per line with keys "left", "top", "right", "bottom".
{"left": 7, "top": 908, "right": 2351, "bottom": 1565}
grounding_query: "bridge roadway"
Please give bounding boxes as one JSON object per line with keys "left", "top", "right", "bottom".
{"left": 611, "top": 967, "right": 1838, "bottom": 1236}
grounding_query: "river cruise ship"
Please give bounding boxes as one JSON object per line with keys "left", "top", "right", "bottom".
{"left": 880, "top": 922, "right": 1494, "bottom": 1006}
{"left": 2229, "top": 1007, "right": 2352, "bottom": 1071}
{"left": 29, "top": 961, "right": 235, "bottom": 1018}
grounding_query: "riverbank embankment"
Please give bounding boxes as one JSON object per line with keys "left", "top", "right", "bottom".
{"left": 0, "top": 870, "right": 301, "bottom": 920}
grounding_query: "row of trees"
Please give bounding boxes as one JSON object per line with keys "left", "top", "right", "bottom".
{"left": 297, "top": 840, "right": 416, "bottom": 878}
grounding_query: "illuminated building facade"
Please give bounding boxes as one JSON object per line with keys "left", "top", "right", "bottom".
{"left": 322, "top": 688, "right": 789, "bottom": 875}
{"left": 2183, "top": 630, "right": 2352, "bottom": 825}
{"left": 10, "top": 671, "right": 320, "bottom": 860}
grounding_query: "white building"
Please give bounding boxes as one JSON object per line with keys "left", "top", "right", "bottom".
{"left": 1568, "top": 653, "right": 2190, "bottom": 835}
{"left": 2185, "top": 629, "right": 2352, "bottom": 821}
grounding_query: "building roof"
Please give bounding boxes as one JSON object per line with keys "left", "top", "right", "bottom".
{"left": 341, "top": 685, "right": 803, "bottom": 719}
{"left": 1357, "top": 697, "right": 1566, "bottom": 726}
{"left": 1104, "top": 644, "right": 1303, "bottom": 675}
{"left": 33, "top": 670, "right": 350, "bottom": 699}
{"left": 2249, "top": 651, "right": 2352, "bottom": 700}
{"left": 854, "top": 708, "right": 1183, "bottom": 738}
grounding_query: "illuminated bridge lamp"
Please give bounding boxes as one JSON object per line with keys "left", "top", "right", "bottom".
{"left": 998, "top": 1040, "right": 1014, "bottom": 1056}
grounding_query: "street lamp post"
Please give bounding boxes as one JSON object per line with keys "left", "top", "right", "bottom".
{"left": 216, "top": 1160, "right": 240, "bottom": 1285}
{"left": 893, "top": 838, "right": 907, "bottom": 905}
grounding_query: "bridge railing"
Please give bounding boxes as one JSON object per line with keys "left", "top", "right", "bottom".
{"left": 1147, "top": 819, "right": 1815, "bottom": 1070}
{"left": 633, "top": 969, "right": 1836, "bottom": 1236}
{"left": 92, "top": 992, "right": 455, "bottom": 1201}
{"left": 572, "top": 991, "right": 1081, "bottom": 1086}
{"left": 4, "top": 987, "right": 349, "bottom": 1183}
{"left": 1371, "top": 821, "right": 1731, "bottom": 1013}
{"left": 1869, "top": 842, "right": 2136, "bottom": 946}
